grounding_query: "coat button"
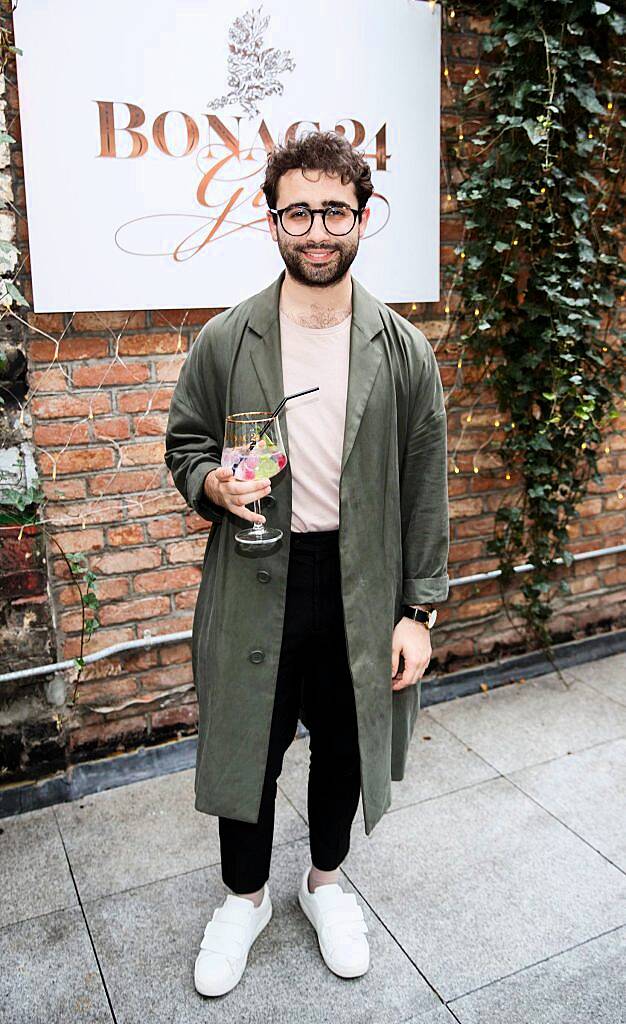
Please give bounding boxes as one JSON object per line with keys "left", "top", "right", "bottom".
{"left": 257, "top": 569, "right": 271, "bottom": 583}
{"left": 249, "top": 650, "right": 265, "bottom": 664}
{"left": 261, "top": 494, "right": 276, "bottom": 508}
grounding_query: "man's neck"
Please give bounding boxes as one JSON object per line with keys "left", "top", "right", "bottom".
{"left": 279, "top": 271, "right": 353, "bottom": 329}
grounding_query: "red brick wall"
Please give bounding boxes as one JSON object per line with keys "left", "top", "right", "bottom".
{"left": 2, "top": 7, "right": 625, "bottom": 783}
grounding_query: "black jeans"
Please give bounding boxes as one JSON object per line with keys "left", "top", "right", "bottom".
{"left": 219, "top": 528, "right": 362, "bottom": 894}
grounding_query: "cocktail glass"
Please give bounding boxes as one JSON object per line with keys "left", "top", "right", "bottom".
{"left": 222, "top": 411, "right": 288, "bottom": 546}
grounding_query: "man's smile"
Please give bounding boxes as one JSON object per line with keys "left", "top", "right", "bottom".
{"left": 301, "top": 248, "right": 338, "bottom": 263}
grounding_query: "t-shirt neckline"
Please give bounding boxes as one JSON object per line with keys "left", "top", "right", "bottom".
{"left": 279, "top": 306, "right": 352, "bottom": 336}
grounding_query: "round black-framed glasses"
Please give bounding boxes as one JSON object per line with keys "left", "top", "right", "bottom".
{"left": 268, "top": 203, "right": 362, "bottom": 237}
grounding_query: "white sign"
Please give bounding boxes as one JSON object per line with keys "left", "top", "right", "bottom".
{"left": 13, "top": 0, "right": 441, "bottom": 312}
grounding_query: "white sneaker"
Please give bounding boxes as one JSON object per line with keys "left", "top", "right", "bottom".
{"left": 194, "top": 883, "right": 272, "bottom": 996}
{"left": 298, "top": 866, "right": 370, "bottom": 978}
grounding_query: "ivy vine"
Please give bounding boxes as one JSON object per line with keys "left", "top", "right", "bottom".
{"left": 442, "top": 0, "right": 626, "bottom": 656}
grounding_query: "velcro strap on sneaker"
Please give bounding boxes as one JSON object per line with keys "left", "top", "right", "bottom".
{"left": 318, "top": 905, "right": 367, "bottom": 928}
{"left": 199, "top": 920, "right": 246, "bottom": 959}
{"left": 320, "top": 918, "right": 368, "bottom": 950}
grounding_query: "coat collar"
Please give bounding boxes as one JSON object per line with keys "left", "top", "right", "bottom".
{"left": 247, "top": 269, "right": 385, "bottom": 474}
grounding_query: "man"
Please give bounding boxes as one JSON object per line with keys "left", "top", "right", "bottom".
{"left": 164, "top": 130, "right": 450, "bottom": 996}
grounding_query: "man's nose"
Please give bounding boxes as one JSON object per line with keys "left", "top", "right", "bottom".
{"left": 305, "top": 213, "right": 334, "bottom": 245}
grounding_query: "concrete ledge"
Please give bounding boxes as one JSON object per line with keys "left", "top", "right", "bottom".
{"left": 2, "top": 625, "right": 625, "bottom": 820}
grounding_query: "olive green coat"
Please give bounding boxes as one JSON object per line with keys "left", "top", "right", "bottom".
{"left": 164, "top": 268, "right": 450, "bottom": 835}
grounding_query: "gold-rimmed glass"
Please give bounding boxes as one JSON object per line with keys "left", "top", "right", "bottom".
{"left": 222, "top": 411, "right": 288, "bottom": 546}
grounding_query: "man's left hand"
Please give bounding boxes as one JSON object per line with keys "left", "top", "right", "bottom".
{"left": 391, "top": 617, "right": 432, "bottom": 690}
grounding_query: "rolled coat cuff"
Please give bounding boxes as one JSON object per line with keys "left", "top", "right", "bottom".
{"left": 403, "top": 575, "right": 449, "bottom": 605}
{"left": 187, "top": 459, "right": 225, "bottom": 523}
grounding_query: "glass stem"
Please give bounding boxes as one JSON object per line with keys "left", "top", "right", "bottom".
{"left": 251, "top": 499, "right": 265, "bottom": 533}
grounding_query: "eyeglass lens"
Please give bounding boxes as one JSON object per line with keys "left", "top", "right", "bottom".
{"left": 280, "top": 206, "right": 356, "bottom": 236}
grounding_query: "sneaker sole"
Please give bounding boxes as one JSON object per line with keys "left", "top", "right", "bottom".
{"left": 195, "top": 898, "right": 273, "bottom": 997}
{"left": 298, "top": 891, "right": 369, "bottom": 979}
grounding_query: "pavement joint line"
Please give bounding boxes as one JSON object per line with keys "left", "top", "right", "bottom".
{"left": 50, "top": 804, "right": 119, "bottom": 1024}
{"left": 336, "top": 861, "right": 452, "bottom": 1010}
{"left": 563, "top": 673, "right": 626, "bottom": 708}
{"left": 445, "top": 921, "right": 626, "bottom": 1007}
{"left": 420, "top": 692, "right": 626, "bottom": 779}
{"left": 502, "top": 767, "right": 626, "bottom": 879}
{"left": 0, "top": 827, "right": 309, "bottom": 928}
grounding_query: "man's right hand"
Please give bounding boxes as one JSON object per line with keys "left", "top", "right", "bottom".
{"left": 203, "top": 466, "right": 272, "bottom": 524}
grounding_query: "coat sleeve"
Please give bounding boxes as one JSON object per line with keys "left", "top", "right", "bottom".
{"left": 399, "top": 330, "right": 450, "bottom": 605}
{"left": 164, "top": 322, "right": 226, "bottom": 524}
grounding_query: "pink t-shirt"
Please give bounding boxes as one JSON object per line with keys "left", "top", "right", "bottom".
{"left": 279, "top": 307, "right": 351, "bottom": 533}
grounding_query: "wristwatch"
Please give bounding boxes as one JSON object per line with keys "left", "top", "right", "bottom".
{"left": 401, "top": 604, "right": 438, "bottom": 630}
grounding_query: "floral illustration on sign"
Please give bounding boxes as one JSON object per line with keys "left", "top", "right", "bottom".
{"left": 207, "top": 4, "right": 296, "bottom": 118}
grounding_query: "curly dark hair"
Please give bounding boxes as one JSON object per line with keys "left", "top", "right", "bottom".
{"left": 261, "top": 130, "right": 374, "bottom": 215}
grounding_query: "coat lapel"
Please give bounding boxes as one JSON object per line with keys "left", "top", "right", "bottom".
{"left": 248, "top": 269, "right": 385, "bottom": 475}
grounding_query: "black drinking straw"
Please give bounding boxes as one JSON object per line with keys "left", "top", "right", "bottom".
{"left": 230, "top": 387, "right": 319, "bottom": 474}
{"left": 252, "top": 387, "right": 319, "bottom": 447}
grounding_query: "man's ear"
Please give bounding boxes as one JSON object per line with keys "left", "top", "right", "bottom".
{"left": 266, "top": 211, "right": 278, "bottom": 241}
{"left": 359, "top": 206, "right": 371, "bottom": 237}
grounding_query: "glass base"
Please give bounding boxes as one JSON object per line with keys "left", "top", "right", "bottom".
{"left": 235, "top": 524, "right": 283, "bottom": 546}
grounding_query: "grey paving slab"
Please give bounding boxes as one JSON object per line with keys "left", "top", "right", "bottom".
{"left": 280, "top": 714, "right": 498, "bottom": 824}
{"left": 570, "top": 651, "right": 626, "bottom": 707}
{"left": 509, "top": 736, "right": 626, "bottom": 871}
{"left": 84, "top": 836, "right": 444, "bottom": 1024}
{"left": 449, "top": 925, "right": 626, "bottom": 1023}
{"left": 401, "top": 1009, "right": 460, "bottom": 1024}
{"left": 427, "top": 671, "right": 626, "bottom": 774}
{"left": 342, "top": 776, "right": 626, "bottom": 1001}
{"left": 0, "top": 806, "right": 77, "bottom": 929}
{"left": 0, "top": 905, "right": 113, "bottom": 1024}
{"left": 53, "top": 766, "right": 308, "bottom": 902}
